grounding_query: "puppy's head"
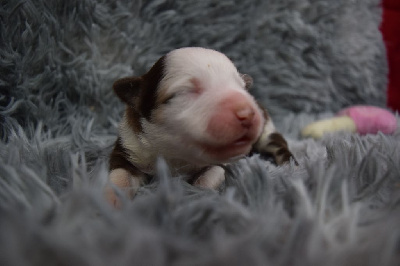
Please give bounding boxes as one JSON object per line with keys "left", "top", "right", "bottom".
{"left": 114, "top": 47, "right": 264, "bottom": 166}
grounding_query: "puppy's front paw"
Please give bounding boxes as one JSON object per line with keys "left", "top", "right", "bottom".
{"left": 194, "top": 166, "right": 226, "bottom": 189}
{"left": 106, "top": 168, "right": 142, "bottom": 208}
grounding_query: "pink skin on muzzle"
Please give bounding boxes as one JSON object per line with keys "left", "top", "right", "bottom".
{"left": 204, "top": 91, "right": 262, "bottom": 160}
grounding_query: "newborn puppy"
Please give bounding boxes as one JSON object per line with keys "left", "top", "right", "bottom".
{"left": 108, "top": 47, "right": 295, "bottom": 204}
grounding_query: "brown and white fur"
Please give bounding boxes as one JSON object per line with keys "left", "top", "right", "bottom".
{"left": 108, "top": 47, "right": 295, "bottom": 205}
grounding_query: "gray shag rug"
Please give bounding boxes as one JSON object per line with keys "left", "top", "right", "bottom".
{"left": 1, "top": 0, "right": 400, "bottom": 265}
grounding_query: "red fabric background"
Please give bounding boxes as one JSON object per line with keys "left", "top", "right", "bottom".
{"left": 381, "top": 0, "right": 400, "bottom": 112}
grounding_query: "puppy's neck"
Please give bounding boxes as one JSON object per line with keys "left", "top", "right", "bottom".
{"left": 119, "top": 114, "right": 205, "bottom": 176}
{"left": 119, "top": 115, "right": 156, "bottom": 174}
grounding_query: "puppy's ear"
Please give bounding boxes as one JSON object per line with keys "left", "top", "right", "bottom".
{"left": 113, "top": 77, "right": 142, "bottom": 105}
{"left": 240, "top": 74, "right": 253, "bottom": 90}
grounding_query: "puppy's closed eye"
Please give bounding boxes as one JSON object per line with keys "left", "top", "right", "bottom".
{"left": 160, "top": 88, "right": 200, "bottom": 105}
{"left": 160, "top": 93, "right": 176, "bottom": 105}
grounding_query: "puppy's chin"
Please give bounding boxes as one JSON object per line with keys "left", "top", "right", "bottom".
{"left": 194, "top": 137, "right": 254, "bottom": 163}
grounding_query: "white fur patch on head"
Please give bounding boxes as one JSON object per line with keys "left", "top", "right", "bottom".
{"left": 162, "top": 47, "right": 246, "bottom": 95}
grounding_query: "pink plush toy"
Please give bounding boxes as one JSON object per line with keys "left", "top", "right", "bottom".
{"left": 301, "top": 106, "right": 398, "bottom": 139}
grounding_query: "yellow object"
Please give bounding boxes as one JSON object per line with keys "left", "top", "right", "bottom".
{"left": 301, "top": 116, "right": 356, "bottom": 139}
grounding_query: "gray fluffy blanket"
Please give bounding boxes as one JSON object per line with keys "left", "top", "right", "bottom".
{"left": 1, "top": 0, "right": 400, "bottom": 265}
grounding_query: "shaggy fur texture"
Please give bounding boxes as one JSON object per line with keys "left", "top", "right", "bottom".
{"left": 1, "top": 0, "right": 399, "bottom": 265}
